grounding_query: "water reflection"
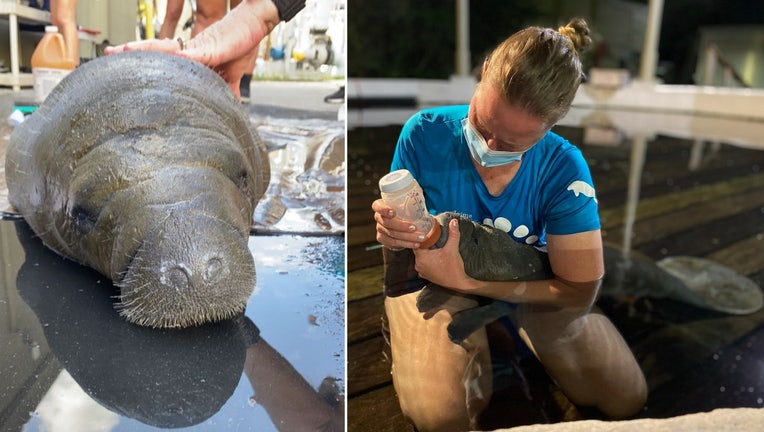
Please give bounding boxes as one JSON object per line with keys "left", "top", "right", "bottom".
{"left": 12, "top": 221, "right": 244, "bottom": 427}
{"left": 4, "top": 220, "right": 342, "bottom": 431}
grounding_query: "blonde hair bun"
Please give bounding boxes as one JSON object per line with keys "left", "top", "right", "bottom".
{"left": 558, "top": 18, "right": 592, "bottom": 54}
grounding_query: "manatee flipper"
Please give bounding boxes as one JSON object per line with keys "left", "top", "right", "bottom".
{"left": 447, "top": 301, "right": 517, "bottom": 344}
{"left": 416, "top": 284, "right": 480, "bottom": 315}
{"left": 657, "top": 256, "right": 763, "bottom": 315}
{"left": 416, "top": 284, "right": 515, "bottom": 345}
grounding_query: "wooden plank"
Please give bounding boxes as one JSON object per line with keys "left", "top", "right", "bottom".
{"left": 346, "top": 218, "right": 376, "bottom": 245}
{"left": 587, "top": 138, "right": 764, "bottom": 206}
{"left": 604, "top": 189, "right": 764, "bottom": 249}
{"left": 706, "top": 231, "right": 764, "bottom": 276}
{"left": 348, "top": 265, "right": 384, "bottom": 302}
{"left": 347, "top": 243, "right": 383, "bottom": 273}
{"left": 347, "top": 335, "right": 392, "bottom": 397}
{"left": 635, "top": 207, "right": 764, "bottom": 260}
{"left": 600, "top": 172, "right": 764, "bottom": 230}
{"left": 347, "top": 386, "right": 412, "bottom": 432}
{"left": 598, "top": 161, "right": 764, "bottom": 210}
{"left": 347, "top": 293, "right": 385, "bottom": 343}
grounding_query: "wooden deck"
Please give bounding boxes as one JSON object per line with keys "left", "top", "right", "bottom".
{"left": 346, "top": 123, "right": 764, "bottom": 431}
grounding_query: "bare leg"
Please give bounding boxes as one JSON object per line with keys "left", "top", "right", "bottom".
{"left": 158, "top": 0, "right": 185, "bottom": 39}
{"left": 192, "top": 0, "right": 228, "bottom": 36}
{"left": 512, "top": 304, "right": 648, "bottom": 418}
{"left": 386, "top": 292, "right": 493, "bottom": 432}
{"left": 238, "top": 51, "right": 257, "bottom": 101}
{"left": 383, "top": 247, "right": 493, "bottom": 432}
{"left": 50, "top": 0, "right": 79, "bottom": 66}
{"left": 241, "top": 49, "right": 258, "bottom": 75}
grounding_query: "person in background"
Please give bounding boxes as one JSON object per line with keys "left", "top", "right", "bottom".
{"left": 107, "top": 0, "right": 305, "bottom": 100}
{"left": 157, "top": 0, "right": 185, "bottom": 40}
{"left": 323, "top": 85, "right": 344, "bottom": 104}
{"left": 372, "top": 18, "right": 647, "bottom": 431}
{"left": 50, "top": 0, "right": 79, "bottom": 66}
{"left": 193, "top": 0, "right": 258, "bottom": 102}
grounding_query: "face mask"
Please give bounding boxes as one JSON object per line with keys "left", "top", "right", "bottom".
{"left": 462, "top": 118, "right": 526, "bottom": 167}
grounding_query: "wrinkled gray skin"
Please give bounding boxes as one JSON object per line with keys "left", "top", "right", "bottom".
{"left": 6, "top": 51, "right": 268, "bottom": 328}
{"left": 417, "top": 213, "right": 708, "bottom": 344}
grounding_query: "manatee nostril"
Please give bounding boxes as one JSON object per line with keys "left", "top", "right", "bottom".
{"left": 163, "top": 265, "right": 191, "bottom": 290}
{"left": 205, "top": 257, "right": 224, "bottom": 282}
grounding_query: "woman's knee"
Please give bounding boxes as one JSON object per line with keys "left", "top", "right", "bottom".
{"left": 598, "top": 381, "right": 648, "bottom": 419}
{"left": 397, "top": 388, "right": 472, "bottom": 432}
{"left": 50, "top": 13, "right": 75, "bottom": 28}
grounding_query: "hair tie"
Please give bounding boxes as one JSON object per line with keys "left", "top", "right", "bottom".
{"left": 557, "top": 26, "right": 575, "bottom": 50}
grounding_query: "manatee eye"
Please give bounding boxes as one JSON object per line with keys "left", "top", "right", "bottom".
{"left": 70, "top": 204, "right": 97, "bottom": 230}
{"left": 237, "top": 170, "right": 249, "bottom": 191}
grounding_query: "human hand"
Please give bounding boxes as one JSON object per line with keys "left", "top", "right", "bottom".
{"left": 104, "top": 0, "right": 279, "bottom": 98}
{"left": 412, "top": 218, "right": 477, "bottom": 289}
{"left": 372, "top": 198, "right": 427, "bottom": 249}
{"left": 103, "top": 37, "right": 182, "bottom": 57}
{"left": 104, "top": 35, "right": 254, "bottom": 99}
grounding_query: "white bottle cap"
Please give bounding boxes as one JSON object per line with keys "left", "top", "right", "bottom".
{"left": 45, "top": 25, "right": 59, "bottom": 33}
{"left": 379, "top": 169, "right": 415, "bottom": 194}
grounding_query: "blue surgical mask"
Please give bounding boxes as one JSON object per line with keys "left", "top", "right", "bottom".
{"left": 462, "top": 117, "right": 526, "bottom": 167}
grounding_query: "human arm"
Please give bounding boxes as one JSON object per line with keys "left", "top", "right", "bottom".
{"left": 157, "top": 0, "right": 184, "bottom": 39}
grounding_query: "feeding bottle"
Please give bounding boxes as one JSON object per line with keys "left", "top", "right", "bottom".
{"left": 379, "top": 169, "right": 442, "bottom": 249}
{"left": 31, "top": 26, "right": 76, "bottom": 103}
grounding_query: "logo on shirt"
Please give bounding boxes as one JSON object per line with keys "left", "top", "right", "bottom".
{"left": 566, "top": 180, "right": 598, "bottom": 203}
{"left": 482, "top": 217, "right": 540, "bottom": 245}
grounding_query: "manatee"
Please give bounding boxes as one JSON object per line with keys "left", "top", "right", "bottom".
{"left": 5, "top": 50, "right": 269, "bottom": 328}
{"left": 410, "top": 213, "right": 762, "bottom": 344}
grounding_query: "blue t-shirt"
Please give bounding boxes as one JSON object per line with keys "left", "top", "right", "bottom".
{"left": 390, "top": 105, "right": 600, "bottom": 248}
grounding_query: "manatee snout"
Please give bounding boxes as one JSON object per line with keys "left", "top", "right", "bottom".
{"left": 117, "top": 212, "right": 255, "bottom": 328}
